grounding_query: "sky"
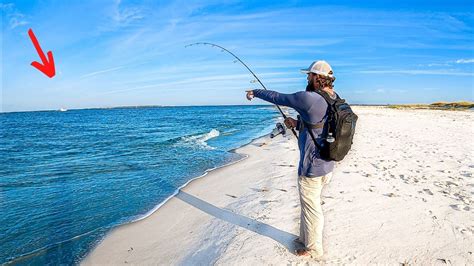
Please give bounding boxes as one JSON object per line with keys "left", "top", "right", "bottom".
{"left": 1, "top": 0, "right": 473, "bottom": 112}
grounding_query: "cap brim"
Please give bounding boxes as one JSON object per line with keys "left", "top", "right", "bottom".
{"left": 305, "top": 70, "right": 334, "bottom": 78}
{"left": 300, "top": 68, "right": 310, "bottom": 74}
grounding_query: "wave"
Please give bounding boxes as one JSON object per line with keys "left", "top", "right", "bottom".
{"left": 177, "top": 129, "right": 220, "bottom": 149}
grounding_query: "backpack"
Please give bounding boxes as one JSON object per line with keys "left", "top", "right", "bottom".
{"left": 303, "top": 90, "right": 358, "bottom": 162}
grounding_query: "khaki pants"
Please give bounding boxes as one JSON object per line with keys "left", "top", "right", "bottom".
{"left": 297, "top": 173, "right": 332, "bottom": 257}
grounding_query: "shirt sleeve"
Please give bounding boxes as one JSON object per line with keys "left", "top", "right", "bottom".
{"left": 252, "top": 89, "right": 311, "bottom": 113}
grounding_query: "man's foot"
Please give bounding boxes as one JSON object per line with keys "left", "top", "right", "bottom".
{"left": 295, "top": 248, "right": 323, "bottom": 260}
{"left": 296, "top": 248, "right": 311, "bottom": 257}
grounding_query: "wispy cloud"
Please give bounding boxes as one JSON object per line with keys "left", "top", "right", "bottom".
{"left": 96, "top": 0, "right": 145, "bottom": 32}
{"left": 455, "top": 58, "right": 474, "bottom": 64}
{"left": 94, "top": 71, "right": 297, "bottom": 96}
{"left": 419, "top": 58, "right": 474, "bottom": 67}
{"left": 359, "top": 69, "right": 474, "bottom": 76}
{"left": 1, "top": 2, "right": 28, "bottom": 29}
{"left": 80, "top": 66, "right": 125, "bottom": 78}
{"left": 113, "top": 0, "right": 144, "bottom": 25}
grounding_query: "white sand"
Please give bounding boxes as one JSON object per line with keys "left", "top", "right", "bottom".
{"left": 82, "top": 106, "right": 473, "bottom": 265}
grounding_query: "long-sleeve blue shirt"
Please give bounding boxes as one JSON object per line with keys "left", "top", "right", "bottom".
{"left": 253, "top": 89, "right": 334, "bottom": 177}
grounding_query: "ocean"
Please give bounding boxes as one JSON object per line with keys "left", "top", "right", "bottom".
{"left": 0, "top": 105, "right": 281, "bottom": 265}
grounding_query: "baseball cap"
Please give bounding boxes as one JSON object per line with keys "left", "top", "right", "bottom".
{"left": 300, "top": 60, "right": 334, "bottom": 78}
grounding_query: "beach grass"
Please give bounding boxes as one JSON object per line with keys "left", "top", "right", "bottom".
{"left": 387, "top": 101, "right": 474, "bottom": 110}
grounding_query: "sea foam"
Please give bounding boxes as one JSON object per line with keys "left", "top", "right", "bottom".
{"left": 179, "top": 129, "right": 220, "bottom": 149}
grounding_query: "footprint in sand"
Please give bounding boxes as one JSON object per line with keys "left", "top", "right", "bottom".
{"left": 445, "top": 181, "right": 459, "bottom": 187}
{"left": 260, "top": 200, "right": 278, "bottom": 204}
{"left": 461, "top": 172, "right": 472, "bottom": 177}
{"left": 450, "top": 204, "right": 471, "bottom": 211}
{"left": 423, "top": 188, "right": 434, "bottom": 195}
{"left": 454, "top": 225, "right": 473, "bottom": 235}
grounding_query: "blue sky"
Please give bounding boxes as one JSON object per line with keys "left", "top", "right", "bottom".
{"left": 1, "top": 0, "right": 473, "bottom": 112}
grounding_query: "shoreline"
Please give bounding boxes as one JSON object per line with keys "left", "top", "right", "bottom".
{"left": 129, "top": 126, "right": 278, "bottom": 224}
{"left": 79, "top": 131, "right": 273, "bottom": 263}
{"left": 82, "top": 132, "right": 300, "bottom": 265}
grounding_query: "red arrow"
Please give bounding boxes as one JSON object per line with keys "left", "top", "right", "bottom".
{"left": 28, "top": 28, "right": 55, "bottom": 78}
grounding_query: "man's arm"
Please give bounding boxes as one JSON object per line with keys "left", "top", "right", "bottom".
{"left": 247, "top": 89, "right": 311, "bottom": 113}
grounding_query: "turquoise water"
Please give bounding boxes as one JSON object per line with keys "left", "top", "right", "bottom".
{"left": 0, "top": 105, "right": 279, "bottom": 265}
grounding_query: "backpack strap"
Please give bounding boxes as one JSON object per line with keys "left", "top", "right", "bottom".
{"left": 300, "top": 121, "right": 324, "bottom": 130}
{"left": 300, "top": 90, "right": 336, "bottom": 151}
{"left": 300, "top": 119, "right": 324, "bottom": 150}
{"left": 314, "top": 89, "right": 347, "bottom": 107}
{"left": 314, "top": 89, "right": 337, "bottom": 105}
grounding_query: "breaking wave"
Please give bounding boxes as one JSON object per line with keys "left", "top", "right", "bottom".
{"left": 179, "top": 129, "right": 220, "bottom": 149}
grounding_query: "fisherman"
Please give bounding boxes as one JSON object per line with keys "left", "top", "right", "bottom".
{"left": 246, "top": 60, "right": 336, "bottom": 259}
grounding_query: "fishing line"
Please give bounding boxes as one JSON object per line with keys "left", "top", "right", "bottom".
{"left": 185, "top": 42, "right": 298, "bottom": 139}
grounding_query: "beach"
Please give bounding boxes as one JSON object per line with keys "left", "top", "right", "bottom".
{"left": 82, "top": 106, "right": 473, "bottom": 265}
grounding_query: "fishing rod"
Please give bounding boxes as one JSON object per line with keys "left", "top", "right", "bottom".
{"left": 185, "top": 42, "right": 298, "bottom": 139}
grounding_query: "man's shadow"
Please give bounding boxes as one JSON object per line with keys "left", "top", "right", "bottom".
{"left": 176, "top": 191, "right": 298, "bottom": 252}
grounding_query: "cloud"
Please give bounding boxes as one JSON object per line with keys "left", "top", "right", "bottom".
{"left": 93, "top": 71, "right": 296, "bottom": 96}
{"left": 80, "top": 66, "right": 126, "bottom": 78}
{"left": 455, "top": 59, "right": 474, "bottom": 64}
{"left": 97, "top": 0, "right": 144, "bottom": 32}
{"left": 420, "top": 59, "right": 473, "bottom": 67}
{"left": 112, "top": 0, "right": 144, "bottom": 25}
{"left": 9, "top": 15, "right": 28, "bottom": 28}
{"left": 1, "top": 2, "right": 28, "bottom": 29}
{"left": 0, "top": 3, "right": 14, "bottom": 10}
{"left": 359, "top": 69, "right": 474, "bottom": 76}
{"left": 425, "top": 63, "right": 451, "bottom": 67}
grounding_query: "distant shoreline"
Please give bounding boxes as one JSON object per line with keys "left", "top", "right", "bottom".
{"left": 2, "top": 101, "right": 473, "bottom": 114}
{"left": 387, "top": 101, "right": 474, "bottom": 110}
{"left": 0, "top": 105, "right": 268, "bottom": 114}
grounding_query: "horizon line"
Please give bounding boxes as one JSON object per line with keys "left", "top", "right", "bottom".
{"left": 3, "top": 101, "right": 473, "bottom": 114}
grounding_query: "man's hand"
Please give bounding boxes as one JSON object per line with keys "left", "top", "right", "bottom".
{"left": 246, "top": 90, "right": 254, "bottom": 101}
{"left": 284, "top": 117, "right": 297, "bottom": 129}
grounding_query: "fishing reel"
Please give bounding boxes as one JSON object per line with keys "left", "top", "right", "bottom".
{"left": 270, "top": 122, "right": 286, "bottom": 138}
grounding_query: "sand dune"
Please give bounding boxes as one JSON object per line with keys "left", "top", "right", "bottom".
{"left": 83, "top": 106, "right": 473, "bottom": 265}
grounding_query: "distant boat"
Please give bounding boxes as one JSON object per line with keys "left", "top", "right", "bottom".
{"left": 59, "top": 108, "right": 67, "bottom": 112}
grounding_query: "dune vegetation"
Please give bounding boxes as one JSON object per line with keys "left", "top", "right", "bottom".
{"left": 388, "top": 101, "right": 474, "bottom": 110}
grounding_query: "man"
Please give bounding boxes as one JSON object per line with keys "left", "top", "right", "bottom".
{"left": 246, "top": 60, "right": 336, "bottom": 259}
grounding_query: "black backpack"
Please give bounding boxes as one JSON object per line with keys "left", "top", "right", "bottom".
{"left": 303, "top": 90, "right": 358, "bottom": 162}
